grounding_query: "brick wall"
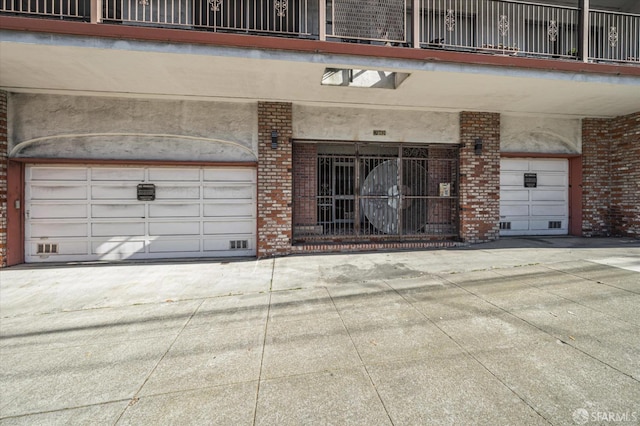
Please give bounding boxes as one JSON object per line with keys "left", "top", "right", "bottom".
{"left": 610, "top": 112, "right": 640, "bottom": 237}
{"left": 582, "top": 112, "right": 640, "bottom": 238}
{"left": 459, "top": 111, "right": 501, "bottom": 243}
{"left": 292, "top": 143, "right": 317, "bottom": 228}
{"left": 257, "top": 102, "right": 293, "bottom": 257}
{"left": 0, "top": 91, "right": 7, "bottom": 267}
{"left": 582, "top": 118, "right": 612, "bottom": 237}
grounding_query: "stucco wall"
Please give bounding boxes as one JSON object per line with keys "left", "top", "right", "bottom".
{"left": 500, "top": 115, "right": 581, "bottom": 154}
{"left": 8, "top": 94, "right": 258, "bottom": 162}
{"left": 292, "top": 105, "right": 459, "bottom": 144}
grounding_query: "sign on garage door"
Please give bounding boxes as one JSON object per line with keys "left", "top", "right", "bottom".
{"left": 500, "top": 158, "right": 568, "bottom": 236}
{"left": 25, "top": 165, "right": 256, "bottom": 262}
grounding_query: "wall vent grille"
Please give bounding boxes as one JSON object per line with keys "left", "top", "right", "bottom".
{"left": 549, "top": 221, "right": 562, "bottom": 229}
{"left": 499, "top": 222, "right": 512, "bottom": 230}
{"left": 230, "top": 240, "right": 249, "bottom": 250}
{"left": 37, "top": 243, "right": 59, "bottom": 254}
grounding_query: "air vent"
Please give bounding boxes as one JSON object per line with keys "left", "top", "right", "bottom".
{"left": 230, "top": 240, "right": 248, "bottom": 250}
{"left": 37, "top": 243, "right": 59, "bottom": 254}
{"left": 499, "top": 222, "right": 512, "bottom": 230}
{"left": 549, "top": 221, "right": 562, "bottom": 229}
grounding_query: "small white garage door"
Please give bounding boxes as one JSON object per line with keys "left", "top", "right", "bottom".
{"left": 25, "top": 165, "right": 256, "bottom": 262}
{"left": 500, "top": 158, "right": 568, "bottom": 236}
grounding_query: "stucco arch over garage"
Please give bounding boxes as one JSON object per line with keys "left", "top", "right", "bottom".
{"left": 7, "top": 93, "right": 258, "bottom": 162}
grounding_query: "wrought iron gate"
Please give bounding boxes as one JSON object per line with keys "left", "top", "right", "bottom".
{"left": 293, "top": 143, "right": 459, "bottom": 242}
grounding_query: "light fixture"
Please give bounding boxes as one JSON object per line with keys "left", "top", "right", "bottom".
{"left": 271, "top": 130, "right": 278, "bottom": 149}
{"left": 474, "top": 138, "right": 483, "bottom": 155}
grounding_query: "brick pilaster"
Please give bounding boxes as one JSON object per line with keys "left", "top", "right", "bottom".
{"left": 582, "top": 118, "right": 612, "bottom": 237}
{"left": 257, "top": 102, "right": 293, "bottom": 257}
{"left": 459, "top": 111, "right": 501, "bottom": 244}
{"left": 0, "top": 91, "right": 7, "bottom": 267}
{"left": 292, "top": 143, "right": 317, "bottom": 229}
{"left": 609, "top": 112, "right": 640, "bottom": 238}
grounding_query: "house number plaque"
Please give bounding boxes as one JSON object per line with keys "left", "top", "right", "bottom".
{"left": 524, "top": 173, "right": 537, "bottom": 188}
{"left": 137, "top": 183, "right": 156, "bottom": 201}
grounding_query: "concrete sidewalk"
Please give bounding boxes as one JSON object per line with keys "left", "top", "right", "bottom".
{"left": 1, "top": 237, "right": 639, "bottom": 425}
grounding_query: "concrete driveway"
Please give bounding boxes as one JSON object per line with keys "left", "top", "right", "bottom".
{"left": 1, "top": 237, "right": 639, "bottom": 425}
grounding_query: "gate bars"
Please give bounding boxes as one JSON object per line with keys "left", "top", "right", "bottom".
{"left": 293, "top": 143, "right": 459, "bottom": 243}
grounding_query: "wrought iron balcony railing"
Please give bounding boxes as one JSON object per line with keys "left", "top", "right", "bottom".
{"left": 1, "top": 0, "right": 639, "bottom": 65}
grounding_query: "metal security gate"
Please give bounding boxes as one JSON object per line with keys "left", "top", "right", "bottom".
{"left": 293, "top": 143, "right": 459, "bottom": 242}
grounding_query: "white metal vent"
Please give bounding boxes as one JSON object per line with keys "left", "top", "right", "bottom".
{"left": 37, "top": 243, "right": 59, "bottom": 254}
{"left": 548, "top": 221, "right": 562, "bottom": 229}
{"left": 230, "top": 240, "right": 248, "bottom": 250}
{"left": 500, "top": 222, "right": 512, "bottom": 230}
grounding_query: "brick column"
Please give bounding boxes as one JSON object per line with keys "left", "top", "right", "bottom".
{"left": 0, "top": 91, "right": 7, "bottom": 267}
{"left": 257, "top": 102, "right": 293, "bottom": 257}
{"left": 459, "top": 112, "right": 500, "bottom": 244}
{"left": 610, "top": 112, "right": 640, "bottom": 237}
{"left": 581, "top": 118, "right": 611, "bottom": 237}
{"left": 292, "top": 143, "right": 317, "bottom": 229}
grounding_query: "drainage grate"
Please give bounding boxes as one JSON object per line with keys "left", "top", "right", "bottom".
{"left": 549, "top": 221, "right": 562, "bottom": 229}
{"left": 499, "top": 222, "right": 512, "bottom": 230}
{"left": 230, "top": 240, "right": 248, "bottom": 250}
{"left": 37, "top": 243, "right": 59, "bottom": 254}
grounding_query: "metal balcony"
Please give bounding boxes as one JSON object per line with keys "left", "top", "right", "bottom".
{"left": 1, "top": 0, "right": 638, "bottom": 65}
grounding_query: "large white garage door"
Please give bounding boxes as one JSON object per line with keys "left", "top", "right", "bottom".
{"left": 500, "top": 158, "right": 568, "bottom": 236}
{"left": 25, "top": 165, "right": 256, "bottom": 262}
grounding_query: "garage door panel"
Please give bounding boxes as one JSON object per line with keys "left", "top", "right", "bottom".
{"left": 499, "top": 173, "right": 523, "bottom": 186}
{"left": 500, "top": 204, "right": 529, "bottom": 217}
{"left": 149, "top": 204, "right": 200, "bottom": 218}
{"left": 531, "top": 190, "right": 566, "bottom": 202}
{"left": 149, "top": 168, "right": 200, "bottom": 181}
{"left": 148, "top": 239, "right": 200, "bottom": 253}
{"left": 204, "top": 169, "right": 256, "bottom": 183}
{"left": 29, "top": 184, "right": 87, "bottom": 200}
{"left": 204, "top": 203, "right": 254, "bottom": 218}
{"left": 92, "top": 240, "right": 146, "bottom": 255}
{"left": 500, "top": 190, "right": 529, "bottom": 201}
{"left": 531, "top": 220, "right": 566, "bottom": 230}
{"left": 28, "top": 241, "right": 89, "bottom": 256}
{"left": 31, "top": 204, "right": 87, "bottom": 219}
{"left": 30, "top": 167, "right": 87, "bottom": 181}
{"left": 537, "top": 174, "right": 567, "bottom": 186}
{"left": 203, "top": 185, "right": 254, "bottom": 200}
{"left": 149, "top": 222, "right": 200, "bottom": 236}
{"left": 30, "top": 222, "right": 88, "bottom": 238}
{"left": 500, "top": 159, "right": 529, "bottom": 171}
{"left": 92, "top": 222, "right": 145, "bottom": 237}
{"left": 91, "top": 168, "right": 145, "bottom": 181}
{"left": 92, "top": 204, "right": 145, "bottom": 218}
{"left": 530, "top": 160, "right": 568, "bottom": 172}
{"left": 204, "top": 238, "right": 254, "bottom": 252}
{"left": 204, "top": 220, "right": 254, "bottom": 235}
{"left": 531, "top": 205, "right": 566, "bottom": 216}
{"left": 155, "top": 185, "right": 201, "bottom": 200}
{"left": 91, "top": 185, "right": 138, "bottom": 200}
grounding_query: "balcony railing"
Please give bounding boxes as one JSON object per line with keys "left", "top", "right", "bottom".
{"left": 419, "top": 0, "right": 580, "bottom": 60}
{"left": 1, "top": 0, "right": 89, "bottom": 19}
{"left": 589, "top": 9, "right": 640, "bottom": 64}
{"left": 2, "top": 0, "right": 639, "bottom": 65}
{"left": 103, "top": 0, "right": 313, "bottom": 35}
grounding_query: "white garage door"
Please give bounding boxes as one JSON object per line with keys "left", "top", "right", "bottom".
{"left": 500, "top": 158, "right": 568, "bottom": 236}
{"left": 25, "top": 165, "right": 256, "bottom": 262}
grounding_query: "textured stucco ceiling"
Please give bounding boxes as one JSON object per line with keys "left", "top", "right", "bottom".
{"left": 1, "top": 32, "right": 639, "bottom": 119}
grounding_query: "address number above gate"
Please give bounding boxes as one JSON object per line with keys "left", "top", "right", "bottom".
{"left": 137, "top": 183, "right": 156, "bottom": 201}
